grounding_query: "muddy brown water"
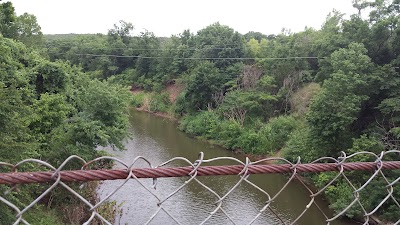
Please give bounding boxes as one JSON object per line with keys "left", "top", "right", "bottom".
{"left": 97, "top": 110, "right": 357, "bottom": 225}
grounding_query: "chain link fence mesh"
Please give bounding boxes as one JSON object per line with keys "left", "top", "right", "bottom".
{"left": 0, "top": 150, "right": 399, "bottom": 225}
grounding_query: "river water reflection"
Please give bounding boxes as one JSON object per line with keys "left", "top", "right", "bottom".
{"left": 98, "top": 110, "right": 356, "bottom": 225}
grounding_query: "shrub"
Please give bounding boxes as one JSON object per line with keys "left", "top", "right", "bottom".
{"left": 237, "top": 130, "right": 264, "bottom": 154}
{"left": 180, "top": 114, "right": 301, "bottom": 155}
{"left": 218, "top": 120, "right": 243, "bottom": 149}
{"left": 107, "top": 69, "right": 137, "bottom": 87}
{"left": 131, "top": 92, "right": 145, "bottom": 108}
{"left": 179, "top": 111, "right": 221, "bottom": 138}
{"left": 290, "top": 82, "right": 321, "bottom": 117}
{"left": 148, "top": 92, "right": 170, "bottom": 113}
{"left": 282, "top": 126, "right": 319, "bottom": 162}
{"left": 24, "top": 206, "right": 61, "bottom": 225}
{"left": 174, "top": 91, "right": 188, "bottom": 116}
{"left": 259, "top": 115, "right": 301, "bottom": 154}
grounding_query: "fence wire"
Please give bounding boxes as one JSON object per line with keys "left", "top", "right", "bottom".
{"left": 0, "top": 150, "right": 399, "bottom": 225}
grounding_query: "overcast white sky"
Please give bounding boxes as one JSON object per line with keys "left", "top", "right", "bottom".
{"left": 9, "top": 0, "right": 357, "bottom": 37}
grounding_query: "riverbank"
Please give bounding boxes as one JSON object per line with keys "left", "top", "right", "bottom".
{"left": 97, "top": 109, "right": 356, "bottom": 225}
{"left": 130, "top": 85, "right": 293, "bottom": 160}
{"left": 128, "top": 91, "right": 389, "bottom": 225}
{"left": 135, "top": 106, "right": 178, "bottom": 121}
{"left": 132, "top": 106, "right": 287, "bottom": 163}
{"left": 126, "top": 109, "right": 379, "bottom": 225}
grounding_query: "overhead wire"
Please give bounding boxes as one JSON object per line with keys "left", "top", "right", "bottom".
{"left": 46, "top": 47, "right": 237, "bottom": 51}
{"left": 50, "top": 52, "right": 324, "bottom": 60}
{"left": 45, "top": 46, "right": 248, "bottom": 51}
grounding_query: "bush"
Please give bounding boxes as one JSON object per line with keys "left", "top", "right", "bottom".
{"left": 131, "top": 92, "right": 145, "bottom": 108}
{"left": 282, "top": 126, "right": 319, "bottom": 162}
{"left": 217, "top": 120, "right": 243, "bottom": 149}
{"left": 179, "top": 113, "right": 301, "bottom": 155}
{"left": 148, "top": 92, "right": 170, "bottom": 113}
{"left": 179, "top": 111, "right": 221, "bottom": 137}
{"left": 174, "top": 91, "right": 188, "bottom": 116}
{"left": 259, "top": 115, "right": 301, "bottom": 154}
{"left": 107, "top": 69, "right": 137, "bottom": 86}
{"left": 236, "top": 130, "right": 264, "bottom": 154}
{"left": 227, "top": 115, "right": 302, "bottom": 155}
{"left": 320, "top": 135, "right": 399, "bottom": 220}
{"left": 24, "top": 206, "right": 62, "bottom": 225}
{"left": 290, "top": 82, "right": 321, "bottom": 117}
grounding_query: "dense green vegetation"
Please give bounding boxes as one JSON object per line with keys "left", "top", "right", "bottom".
{"left": 1, "top": 0, "right": 400, "bottom": 223}
{"left": 0, "top": 2, "right": 130, "bottom": 224}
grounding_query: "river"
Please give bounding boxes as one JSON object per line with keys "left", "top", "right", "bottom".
{"left": 97, "top": 110, "right": 356, "bottom": 225}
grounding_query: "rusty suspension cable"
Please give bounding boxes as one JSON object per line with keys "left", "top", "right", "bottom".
{"left": 1, "top": 161, "right": 400, "bottom": 185}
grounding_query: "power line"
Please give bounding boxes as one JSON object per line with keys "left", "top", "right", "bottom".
{"left": 73, "top": 53, "right": 324, "bottom": 60}
{"left": 45, "top": 46, "right": 247, "bottom": 51}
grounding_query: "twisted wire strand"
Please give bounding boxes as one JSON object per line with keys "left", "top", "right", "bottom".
{"left": 1, "top": 161, "right": 399, "bottom": 185}
{"left": 0, "top": 151, "right": 399, "bottom": 225}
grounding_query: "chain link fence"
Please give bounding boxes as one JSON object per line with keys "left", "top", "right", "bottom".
{"left": 0, "top": 150, "right": 399, "bottom": 225}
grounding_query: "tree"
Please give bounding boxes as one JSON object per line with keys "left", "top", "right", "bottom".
{"left": 352, "top": 0, "right": 370, "bottom": 17}
{"left": 378, "top": 96, "right": 400, "bottom": 149}
{"left": 243, "top": 31, "right": 268, "bottom": 42}
{"left": 313, "top": 10, "right": 350, "bottom": 82}
{"left": 181, "top": 61, "right": 223, "bottom": 111}
{"left": 307, "top": 43, "right": 377, "bottom": 154}
{"left": 217, "top": 65, "right": 278, "bottom": 124}
{"left": 0, "top": 3, "right": 43, "bottom": 47}
{"left": 134, "top": 30, "right": 160, "bottom": 78}
{"left": 16, "top": 13, "right": 43, "bottom": 47}
{"left": 245, "top": 38, "right": 261, "bottom": 58}
{"left": 193, "top": 23, "right": 245, "bottom": 69}
{"left": 157, "top": 35, "right": 190, "bottom": 83}
{"left": 0, "top": 33, "right": 132, "bottom": 163}
{"left": 0, "top": 2, "right": 18, "bottom": 39}
{"left": 239, "top": 65, "right": 263, "bottom": 90}
{"left": 0, "top": 36, "right": 35, "bottom": 158}
{"left": 29, "top": 60, "right": 69, "bottom": 96}
{"left": 107, "top": 20, "right": 134, "bottom": 44}
{"left": 218, "top": 90, "right": 258, "bottom": 126}
{"left": 0, "top": 6, "right": 134, "bottom": 222}
{"left": 29, "top": 93, "right": 73, "bottom": 136}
